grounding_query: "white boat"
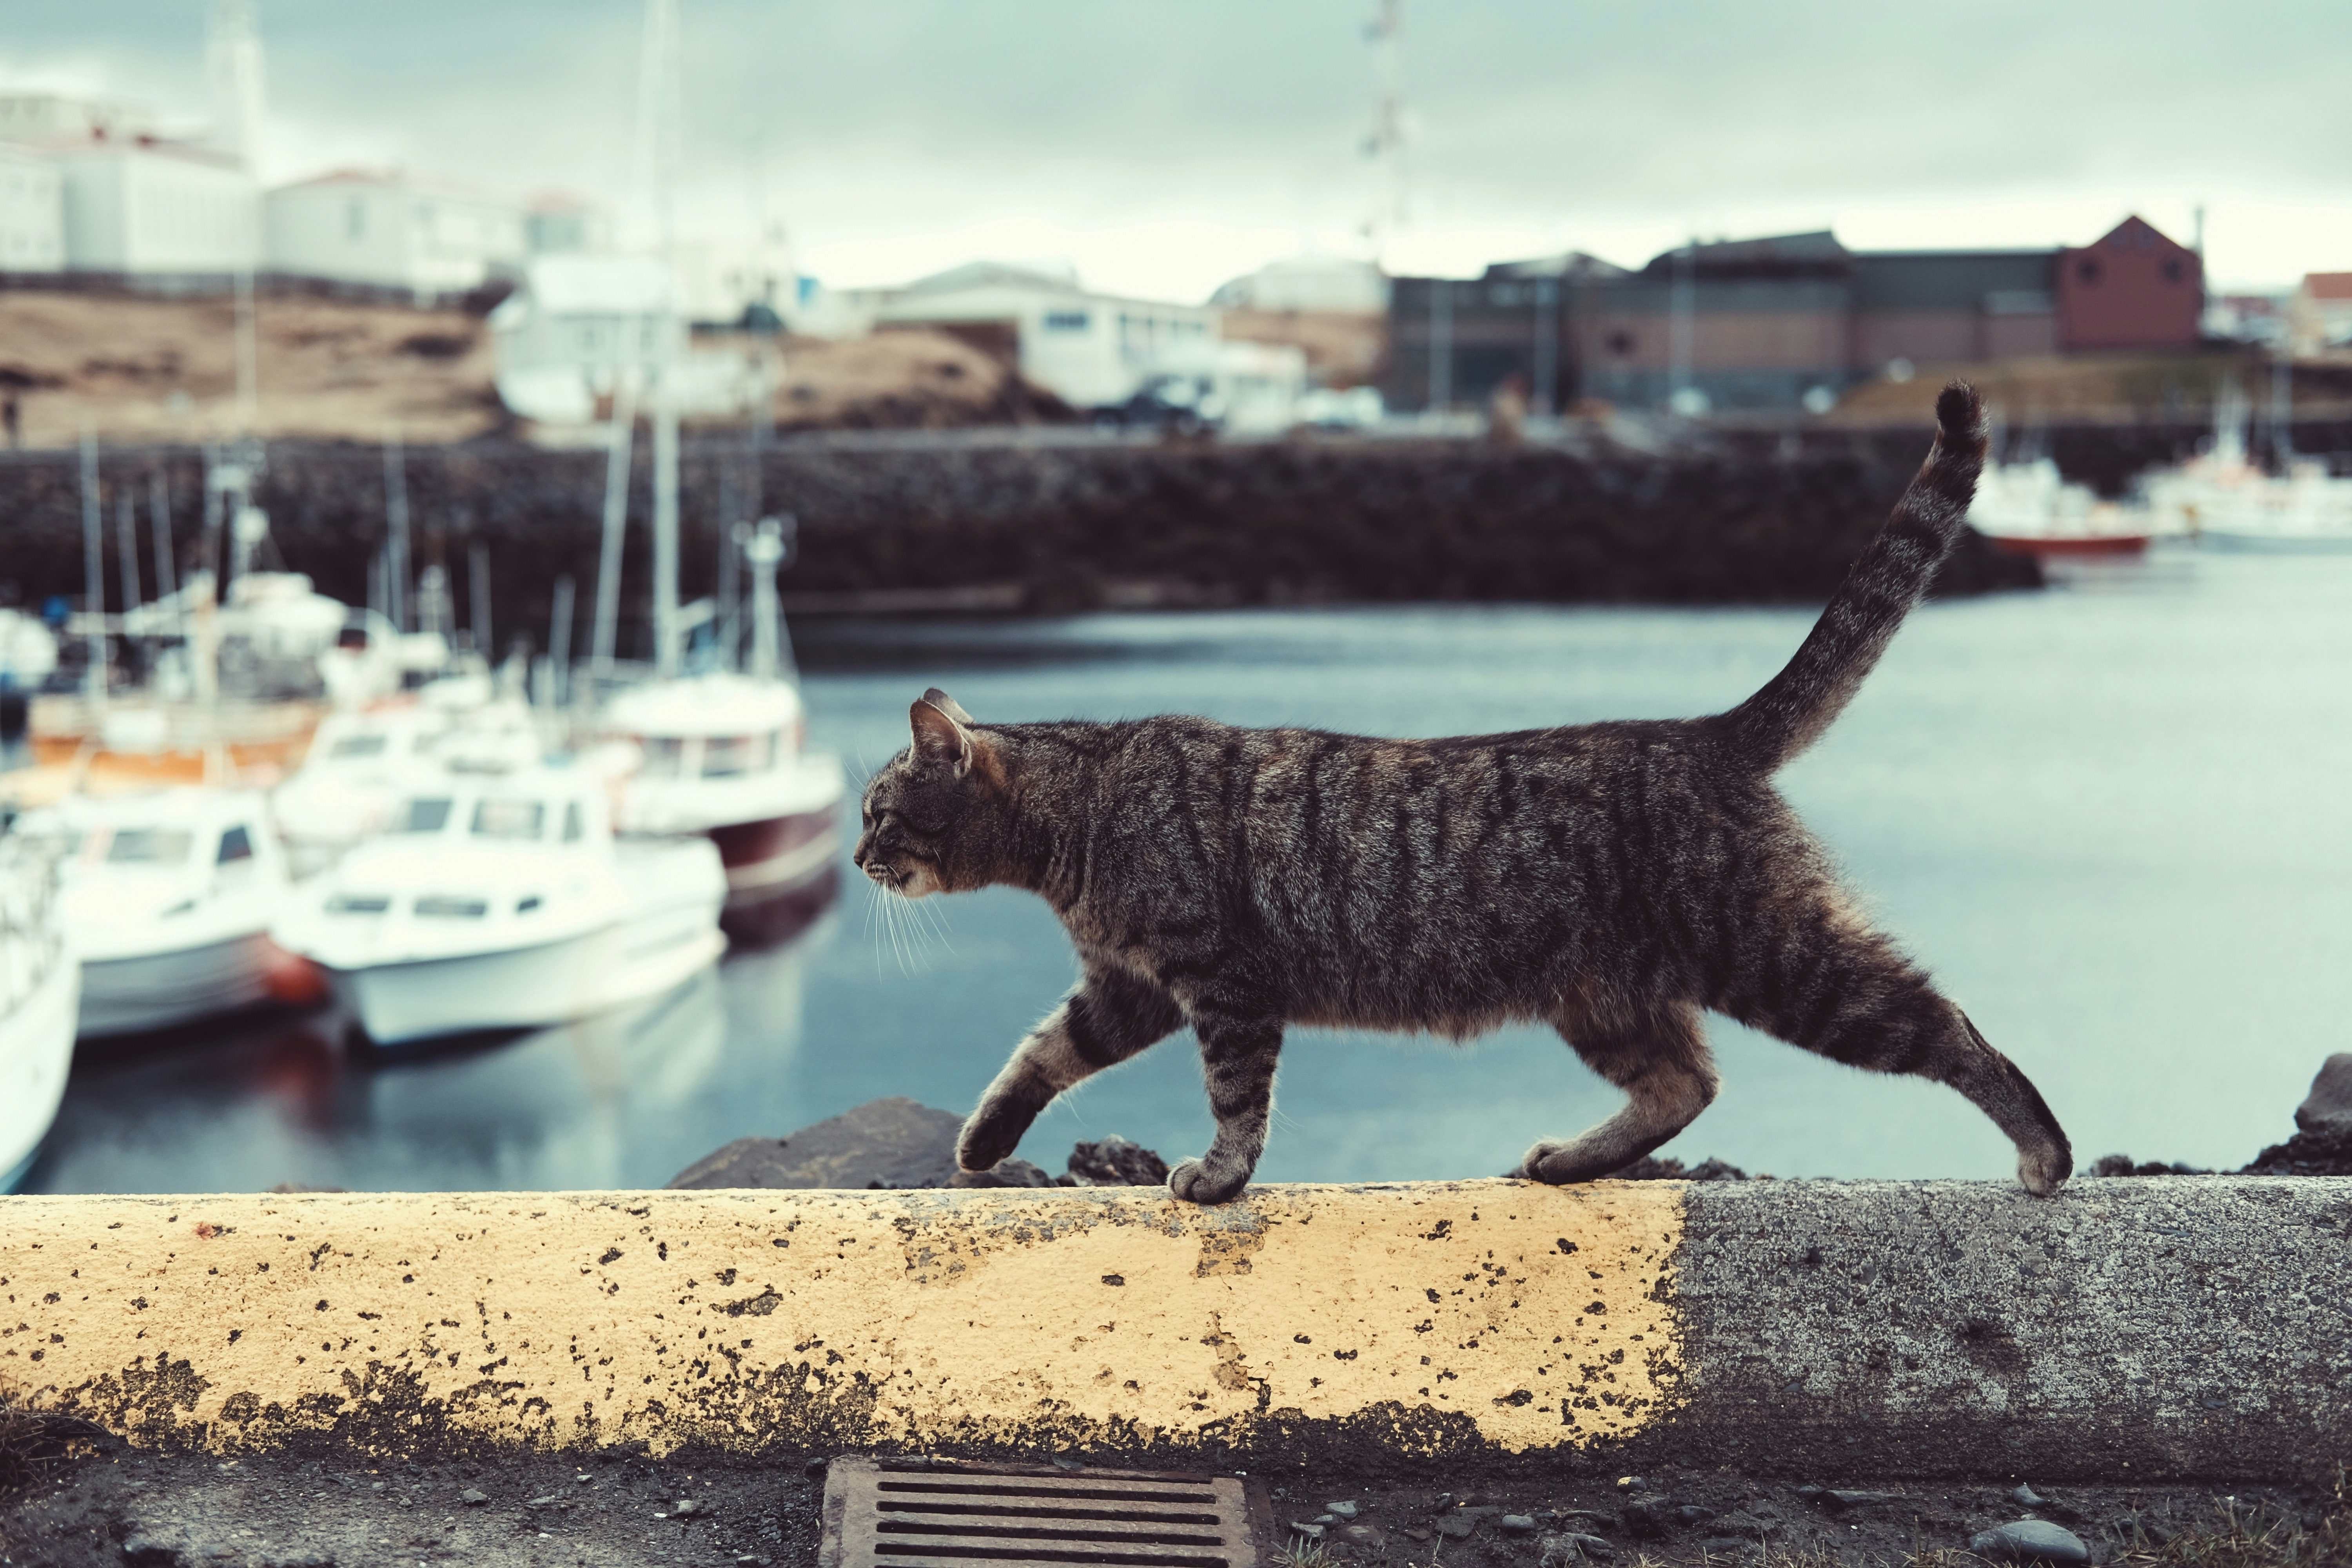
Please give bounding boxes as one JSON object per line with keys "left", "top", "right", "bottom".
{"left": 274, "top": 762, "right": 726, "bottom": 1046}
{"left": 606, "top": 671, "right": 845, "bottom": 921}
{"left": 271, "top": 704, "right": 455, "bottom": 876}
{"left": 13, "top": 787, "right": 296, "bottom": 1038}
{"left": 0, "top": 839, "right": 77, "bottom": 1191}
{"left": 1968, "top": 458, "right": 2154, "bottom": 557}
{"left": 2196, "top": 461, "right": 2352, "bottom": 552}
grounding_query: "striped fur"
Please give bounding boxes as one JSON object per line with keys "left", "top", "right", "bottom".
{"left": 854, "top": 383, "right": 2071, "bottom": 1203}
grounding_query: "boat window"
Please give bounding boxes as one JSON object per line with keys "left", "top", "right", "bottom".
{"left": 325, "top": 893, "right": 391, "bottom": 915}
{"left": 393, "top": 798, "right": 454, "bottom": 834}
{"left": 703, "top": 735, "right": 755, "bottom": 777}
{"left": 471, "top": 799, "right": 546, "bottom": 840}
{"left": 328, "top": 734, "right": 388, "bottom": 760}
{"left": 641, "top": 736, "right": 687, "bottom": 778}
{"left": 216, "top": 825, "right": 255, "bottom": 864}
{"left": 516, "top": 895, "right": 543, "bottom": 914}
{"left": 105, "top": 829, "right": 194, "bottom": 866}
{"left": 414, "top": 896, "right": 489, "bottom": 918}
{"left": 561, "top": 801, "right": 584, "bottom": 842}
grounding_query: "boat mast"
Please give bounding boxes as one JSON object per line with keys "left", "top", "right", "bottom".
{"left": 589, "top": 376, "right": 636, "bottom": 676}
{"left": 78, "top": 427, "right": 106, "bottom": 702}
{"left": 745, "top": 514, "right": 795, "bottom": 681}
{"left": 638, "top": 0, "right": 685, "bottom": 679}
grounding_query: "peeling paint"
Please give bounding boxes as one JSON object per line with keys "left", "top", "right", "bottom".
{"left": 0, "top": 1181, "right": 1683, "bottom": 1459}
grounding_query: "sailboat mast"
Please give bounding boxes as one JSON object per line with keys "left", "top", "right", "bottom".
{"left": 639, "top": 0, "right": 685, "bottom": 679}
{"left": 79, "top": 428, "right": 107, "bottom": 701}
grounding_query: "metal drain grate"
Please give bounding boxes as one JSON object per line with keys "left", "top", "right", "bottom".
{"left": 818, "top": 1456, "right": 1269, "bottom": 1568}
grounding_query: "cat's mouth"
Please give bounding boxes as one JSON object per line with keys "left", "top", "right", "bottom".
{"left": 865, "top": 858, "right": 940, "bottom": 899}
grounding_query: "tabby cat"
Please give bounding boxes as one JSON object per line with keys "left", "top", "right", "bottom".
{"left": 852, "top": 383, "right": 2071, "bottom": 1203}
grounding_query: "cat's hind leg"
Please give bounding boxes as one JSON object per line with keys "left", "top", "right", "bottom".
{"left": 957, "top": 965, "right": 1183, "bottom": 1172}
{"left": 1514, "top": 1000, "right": 1719, "bottom": 1184}
{"left": 1715, "top": 899, "right": 2071, "bottom": 1196}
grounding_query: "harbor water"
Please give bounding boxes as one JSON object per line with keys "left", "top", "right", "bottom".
{"left": 24, "top": 548, "right": 2352, "bottom": 1193}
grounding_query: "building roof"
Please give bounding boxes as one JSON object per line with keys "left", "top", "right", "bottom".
{"left": 901, "top": 260, "right": 1082, "bottom": 298}
{"left": 1483, "top": 251, "right": 1629, "bottom": 283}
{"left": 39, "top": 131, "right": 243, "bottom": 171}
{"left": 506, "top": 253, "right": 673, "bottom": 316}
{"left": 270, "top": 166, "right": 534, "bottom": 205}
{"left": 2072, "top": 214, "right": 2192, "bottom": 255}
{"left": 1642, "top": 230, "right": 1851, "bottom": 279}
{"left": 2302, "top": 272, "right": 2352, "bottom": 301}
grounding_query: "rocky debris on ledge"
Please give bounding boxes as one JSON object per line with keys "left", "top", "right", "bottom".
{"left": 2092, "top": 1054, "right": 2352, "bottom": 1179}
{"left": 1605, "top": 1154, "right": 1754, "bottom": 1181}
{"left": 665, "top": 1098, "right": 1176, "bottom": 1193}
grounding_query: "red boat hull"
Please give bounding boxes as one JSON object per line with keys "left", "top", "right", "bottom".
{"left": 1986, "top": 533, "right": 2150, "bottom": 558}
{"left": 706, "top": 804, "right": 843, "bottom": 939}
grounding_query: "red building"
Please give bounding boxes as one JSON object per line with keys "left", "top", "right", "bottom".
{"left": 2054, "top": 216, "right": 2203, "bottom": 352}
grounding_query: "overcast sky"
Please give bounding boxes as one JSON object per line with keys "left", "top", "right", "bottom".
{"left": 9, "top": 0, "right": 2348, "bottom": 299}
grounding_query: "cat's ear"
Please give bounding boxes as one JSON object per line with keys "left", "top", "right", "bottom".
{"left": 910, "top": 696, "right": 976, "bottom": 778}
{"left": 922, "top": 687, "right": 976, "bottom": 726}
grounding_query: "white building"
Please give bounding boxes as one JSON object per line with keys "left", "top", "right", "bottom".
{"left": 874, "top": 261, "right": 1220, "bottom": 410}
{"left": 50, "top": 134, "right": 258, "bottom": 276}
{"left": 0, "top": 92, "right": 158, "bottom": 147}
{"left": 0, "top": 144, "right": 65, "bottom": 273}
{"left": 1209, "top": 255, "right": 1389, "bottom": 314}
{"left": 488, "top": 253, "right": 745, "bottom": 425}
{"left": 265, "top": 169, "right": 538, "bottom": 296}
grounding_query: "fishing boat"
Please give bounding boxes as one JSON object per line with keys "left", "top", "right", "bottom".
{"left": 0, "top": 839, "right": 77, "bottom": 1191}
{"left": 1968, "top": 458, "right": 2151, "bottom": 558}
{"left": 606, "top": 669, "right": 844, "bottom": 925}
{"left": 273, "top": 761, "right": 726, "bottom": 1046}
{"left": 270, "top": 703, "right": 455, "bottom": 877}
{"left": 13, "top": 785, "right": 304, "bottom": 1037}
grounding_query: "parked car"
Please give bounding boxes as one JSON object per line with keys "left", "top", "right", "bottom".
{"left": 1092, "top": 374, "right": 1226, "bottom": 436}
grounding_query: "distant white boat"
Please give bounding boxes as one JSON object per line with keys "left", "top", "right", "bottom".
{"left": 1968, "top": 458, "right": 2152, "bottom": 557}
{"left": 13, "top": 787, "right": 297, "bottom": 1038}
{"left": 271, "top": 704, "right": 454, "bottom": 876}
{"left": 0, "top": 842, "right": 77, "bottom": 1191}
{"left": 606, "top": 671, "right": 844, "bottom": 921}
{"left": 274, "top": 763, "right": 726, "bottom": 1046}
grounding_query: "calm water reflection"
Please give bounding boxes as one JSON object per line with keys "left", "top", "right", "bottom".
{"left": 27, "top": 548, "right": 2352, "bottom": 1192}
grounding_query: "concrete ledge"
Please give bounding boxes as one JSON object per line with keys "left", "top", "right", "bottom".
{"left": 2, "top": 1178, "right": 2347, "bottom": 1480}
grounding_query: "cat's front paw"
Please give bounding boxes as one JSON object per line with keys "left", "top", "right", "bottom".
{"left": 1167, "top": 1156, "right": 1250, "bottom": 1205}
{"left": 1512, "top": 1139, "right": 1602, "bottom": 1186}
{"left": 956, "top": 1098, "right": 1036, "bottom": 1172}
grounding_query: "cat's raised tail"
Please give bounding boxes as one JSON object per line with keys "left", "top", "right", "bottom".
{"left": 1721, "top": 381, "right": 1990, "bottom": 771}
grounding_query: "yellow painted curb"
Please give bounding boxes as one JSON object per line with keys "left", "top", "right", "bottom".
{"left": 0, "top": 1181, "right": 1684, "bottom": 1459}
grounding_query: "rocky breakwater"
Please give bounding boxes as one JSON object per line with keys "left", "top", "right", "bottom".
{"left": 0, "top": 435, "right": 2036, "bottom": 650}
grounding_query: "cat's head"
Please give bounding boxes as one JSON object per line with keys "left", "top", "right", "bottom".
{"left": 853, "top": 687, "right": 1004, "bottom": 898}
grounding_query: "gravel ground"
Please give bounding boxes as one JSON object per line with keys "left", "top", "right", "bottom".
{"left": 4, "top": 1436, "right": 2345, "bottom": 1568}
{"left": 0, "top": 1436, "right": 824, "bottom": 1568}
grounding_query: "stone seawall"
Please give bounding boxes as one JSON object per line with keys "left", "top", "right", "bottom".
{"left": 0, "top": 435, "right": 2047, "bottom": 654}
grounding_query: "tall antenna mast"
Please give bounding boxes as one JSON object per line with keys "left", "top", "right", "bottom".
{"left": 1361, "top": 0, "right": 1406, "bottom": 265}
{"left": 635, "top": 0, "right": 685, "bottom": 678}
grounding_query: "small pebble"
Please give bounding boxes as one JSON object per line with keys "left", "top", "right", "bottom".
{"left": 2014, "top": 1485, "right": 2049, "bottom": 1508}
{"left": 1500, "top": 1515, "right": 1537, "bottom": 1534}
{"left": 526, "top": 1494, "right": 560, "bottom": 1508}
{"left": 1290, "top": 1523, "right": 1326, "bottom": 1541}
{"left": 1314, "top": 1514, "right": 1335, "bottom": 1525}
{"left": 459, "top": 1488, "right": 489, "bottom": 1506}
{"left": 1970, "top": 1520, "right": 2089, "bottom": 1564}
{"left": 1325, "top": 1502, "right": 1359, "bottom": 1519}
{"left": 674, "top": 1499, "right": 701, "bottom": 1517}
{"left": 1615, "top": 1475, "right": 1646, "bottom": 1492}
